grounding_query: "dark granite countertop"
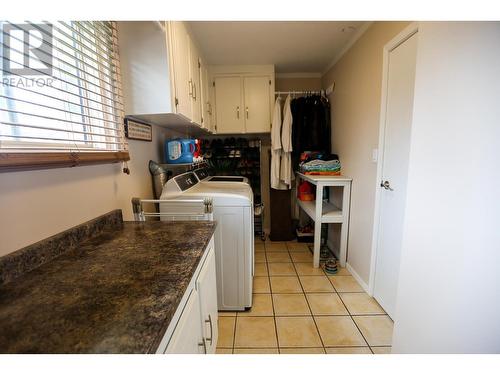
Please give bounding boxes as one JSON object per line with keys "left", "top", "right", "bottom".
{"left": 0, "top": 221, "right": 217, "bottom": 353}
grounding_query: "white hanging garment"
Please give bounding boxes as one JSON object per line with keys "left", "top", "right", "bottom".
{"left": 280, "top": 94, "right": 293, "bottom": 188}
{"left": 271, "top": 96, "right": 287, "bottom": 189}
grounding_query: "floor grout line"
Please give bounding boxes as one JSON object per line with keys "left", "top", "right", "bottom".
{"left": 325, "top": 272, "right": 374, "bottom": 352}
{"left": 264, "top": 241, "right": 281, "bottom": 354}
{"left": 288, "top": 245, "right": 327, "bottom": 351}
{"left": 221, "top": 239, "right": 392, "bottom": 354}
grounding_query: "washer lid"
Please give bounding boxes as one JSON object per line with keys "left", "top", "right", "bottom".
{"left": 161, "top": 181, "right": 253, "bottom": 206}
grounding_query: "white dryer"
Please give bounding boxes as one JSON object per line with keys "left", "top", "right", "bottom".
{"left": 160, "top": 171, "right": 254, "bottom": 311}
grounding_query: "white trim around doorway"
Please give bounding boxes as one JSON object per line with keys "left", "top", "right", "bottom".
{"left": 368, "top": 22, "right": 419, "bottom": 296}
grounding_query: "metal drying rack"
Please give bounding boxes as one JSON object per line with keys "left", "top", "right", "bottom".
{"left": 131, "top": 197, "right": 214, "bottom": 222}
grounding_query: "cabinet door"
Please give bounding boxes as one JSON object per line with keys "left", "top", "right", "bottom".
{"left": 165, "top": 288, "right": 205, "bottom": 354}
{"left": 170, "top": 21, "right": 192, "bottom": 120}
{"left": 214, "top": 76, "right": 244, "bottom": 134}
{"left": 199, "top": 61, "right": 212, "bottom": 131}
{"left": 243, "top": 76, "right": 272, "bottom": 133}
{"left": 188, "top": 36, "right": 202, "bottom": 125}
{"left": 196, "top": 243, "right": 218, "bottom": 353}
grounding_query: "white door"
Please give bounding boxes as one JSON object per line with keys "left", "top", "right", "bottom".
{"left": 374, "top": 32, "right": 418, "bottom": 319}
{"left": 165, "top": 289, "right": 205, "bottom": 353}
{"left": 170, "top": 22, "right": 192, "bottom": 120}
{"left": 196, "top": 244, "right": 218, "bottom": 353}
{"left": 214, "top": 76, "right": 244, "bottom": 134}
{"left": 243, "top": 76, "right": 271, "bottom": 133}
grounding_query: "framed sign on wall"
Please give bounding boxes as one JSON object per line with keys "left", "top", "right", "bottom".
{"left": 124, "top": 119, "right": 153, "bottom": 141}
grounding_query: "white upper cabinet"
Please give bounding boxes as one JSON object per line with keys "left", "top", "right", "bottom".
{"left": 169, "top": 21, "right": 192, "bottom": 121}
{"left": 214, "top": 76, "right": 245, "bottom": 134}
{"left": 188, "top": 35, "right": 202, "bottom": 125}
{"left": 199, "top": 59, "right": 213, "bottom": 131}
{"left": 211, "top": 65, "right": 275, "bottom": 134}
{"left": 117, "top": 21, "right": 209, "bottom": 134}
{"left": 244, "top": 76, "right": 272, "bottom": 133}
{"left": 118, "top": 21, "right": 174, "bottom": 116}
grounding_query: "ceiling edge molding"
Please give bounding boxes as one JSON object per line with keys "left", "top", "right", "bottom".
{"left": 321, "top": 21, "right": 374, "bottom": 77}
{"left": 275, "top": 72, "right": 322, "bottom": 79}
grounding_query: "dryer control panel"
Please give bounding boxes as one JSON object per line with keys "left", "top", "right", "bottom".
{"left": 174, "top": 172, "right": 198, "bottom": 191}
{"left": 194, "top": 168, "right": 211, "bottom": 181}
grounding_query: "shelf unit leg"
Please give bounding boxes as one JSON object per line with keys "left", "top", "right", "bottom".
{"left": 339, "top": 182, "right": 351, "bottom": 268}
{"left": 313, "top": 184, "right": 323, "bottom": 268}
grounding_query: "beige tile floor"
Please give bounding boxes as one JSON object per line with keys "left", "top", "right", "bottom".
{"left": 216, "top": 240, "right": 394, "bottom": 354}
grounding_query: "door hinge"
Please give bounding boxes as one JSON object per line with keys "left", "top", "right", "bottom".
{"left": 175, "top": 97, "right": 179, "bottom": 106}
{"left": 269, "top": 80, "right": 271, "bottom": 85}
{"left": 198, "top": 60, "right": 201, "bottom": 69}
{"left": 213, "top": 81, "right": 215, "bottom": 87}
{"left": 201, "top": 116, "right": 204, "bottom": 124}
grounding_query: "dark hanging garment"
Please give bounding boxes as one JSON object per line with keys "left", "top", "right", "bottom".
{"left": 290, "top": 94, "right": 332, "bottom": 170}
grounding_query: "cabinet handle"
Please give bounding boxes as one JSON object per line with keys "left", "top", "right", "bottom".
{"left": 207, "top": 102, "right": 212, "bottom": 115}
{"left": 205, "top": 314, "right": 213, "bottom": 345}
{"left": 193, "top": 83, "right": 197, "bottom": 100}
{"left": 198, "top": 340, "right": 207, "bottom": 354}
{"left": 246, "top": 107, "right": 249, "bottom": 119}
{"left": 189, "top": 80, "right": 193, "bottom": 97}
{"left": 236, "top": 106, "right": 240, "bottom": 119}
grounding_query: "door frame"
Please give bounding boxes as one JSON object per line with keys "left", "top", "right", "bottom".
{"left": 368, "top": 22, "right": 419, "bottom": 296}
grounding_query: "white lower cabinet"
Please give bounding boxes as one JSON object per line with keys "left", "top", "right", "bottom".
{"left": 160, "top": 238, "right": 218, "bottom": 354}
{"left": 164, "top": 288, "right": 205, "bottom": 354}
{"left": 196, "top": 244, "right": 218, "bottom": 353}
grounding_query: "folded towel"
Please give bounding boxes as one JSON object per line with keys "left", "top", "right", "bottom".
{"left": 300, "top": 159, "right": 341, "bottom": 172}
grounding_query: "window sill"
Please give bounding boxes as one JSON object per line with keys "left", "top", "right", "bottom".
{"left": 0, "top": 151, "right": 130, "bottom": 173}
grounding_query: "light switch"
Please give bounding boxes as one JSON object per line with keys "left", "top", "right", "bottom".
{"left": 372, "top": 148, "right": 378, "bottom": 163}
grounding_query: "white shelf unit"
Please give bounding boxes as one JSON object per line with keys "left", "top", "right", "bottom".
{"left": 295, "top": 172, "right": 352, "bottom": 268}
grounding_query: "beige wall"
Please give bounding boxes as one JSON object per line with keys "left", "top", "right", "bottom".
{"left": 0, "top": 125, "right": 178, "bottom": 256}
{"left": 321, "top": 22, "right": 410, "bottom": 285}
{"left": 275, "top": 77, "right": 322, "bottom": 92}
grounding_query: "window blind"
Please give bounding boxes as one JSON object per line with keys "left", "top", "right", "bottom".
{"left": 0, "top": 21, "right": 128, "bottom": 167}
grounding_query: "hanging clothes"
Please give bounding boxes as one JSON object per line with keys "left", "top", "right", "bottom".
{"left": 291, "top": 94, "right": 331, "bottom": 170}
{"left": 280, "top": 94, "right": 293, "bottom": 188}
{"left": 270, "top": 96, "right": 287, "bottom": 190}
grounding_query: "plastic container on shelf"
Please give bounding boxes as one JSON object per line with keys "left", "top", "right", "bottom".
{"left": 165, "top": 139, "right": 196, "bottom": 164}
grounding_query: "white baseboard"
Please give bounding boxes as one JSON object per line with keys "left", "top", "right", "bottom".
{"left": 346, "top": 262, "right": 370, "bottom": 295}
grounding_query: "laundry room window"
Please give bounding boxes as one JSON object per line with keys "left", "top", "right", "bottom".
{"left": 0, "top": 21, "right": 129, "bottom": 171}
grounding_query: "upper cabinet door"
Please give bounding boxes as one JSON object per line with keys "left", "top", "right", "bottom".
{"left": 170, "top": 22, "right": 192, "bottom": 120}
{"left": 243, "top": 76, "right": 272, "bottom": 133}
{"left": 214, "top": 76, "right": 244, "bottom": 134}
{"left": 199, "top": 60, "right": 212, "bottom": 131}
{"left": 188, "top": 36, "right": 202, "bottom": 125}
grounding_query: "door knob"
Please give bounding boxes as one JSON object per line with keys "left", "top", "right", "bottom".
{"left": 380, "top": 180, "right": 394, "bottom": 191}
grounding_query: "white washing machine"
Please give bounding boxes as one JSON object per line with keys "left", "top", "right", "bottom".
{"left": 160, "top": 171, "right": 254, "bottom": 311}
{"left": 193, "top": 167, "right": 249, "bottom": 185}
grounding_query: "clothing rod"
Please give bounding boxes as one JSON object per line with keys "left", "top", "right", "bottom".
{"left": 275, "top": 90, "right": 322, "bottom": 95}
{"left": 274, "top": 82, "right": 335, "bottom": 96}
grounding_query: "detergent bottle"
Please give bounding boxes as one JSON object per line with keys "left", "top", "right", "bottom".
{"left": 165, "top": 138, "right": 196, "bottom": 164}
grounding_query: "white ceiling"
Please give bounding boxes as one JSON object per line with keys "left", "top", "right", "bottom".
{"left": 187, "top": 21, "right": 369, "bottom": 74}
